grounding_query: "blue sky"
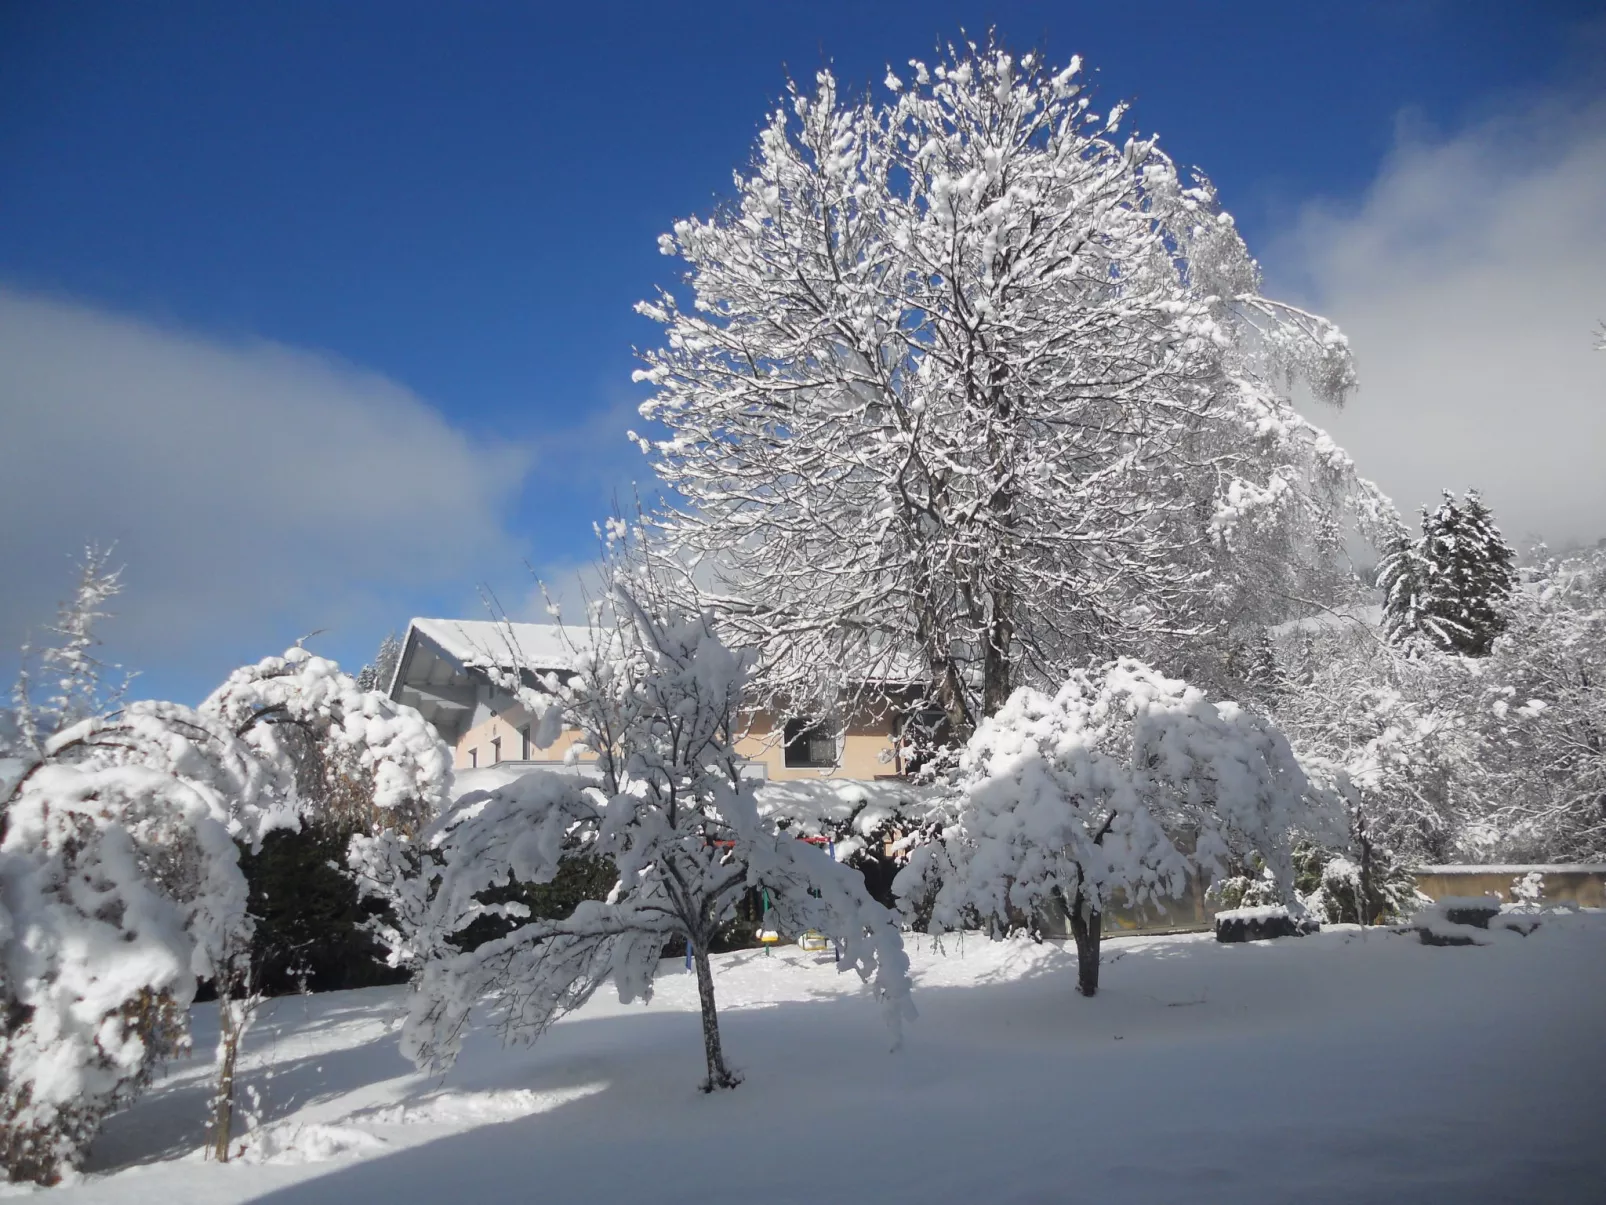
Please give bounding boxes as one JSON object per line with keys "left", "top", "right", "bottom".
{"left": 3, "top": 0, "right": 1603, "bottom": 702}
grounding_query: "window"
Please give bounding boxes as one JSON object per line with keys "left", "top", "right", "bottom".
{"left": 469, "top": 747, "right": 478, "bottom": 769}
{"left": 783, "top": 717, "right": 838, "bottom": 769}
{"left": 491, "top": 737, "right": 501, "bottom": 765}
{"left": 520, "top": 724, "right": 532, "bottom": 761}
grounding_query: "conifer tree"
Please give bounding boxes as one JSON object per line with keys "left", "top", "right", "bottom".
{"left": 1431, "top": 490, "right": 1515, "bottom": 656}
{"left": 1380, "top": 491, "right": 1515, "bottom": 657}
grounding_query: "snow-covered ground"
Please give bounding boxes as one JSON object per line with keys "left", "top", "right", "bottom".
{"left": 40, "top": 915, "right": 1606, "bottom": 1204}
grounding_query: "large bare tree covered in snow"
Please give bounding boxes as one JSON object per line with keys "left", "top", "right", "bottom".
{"left": 364, "top": 570, "right": 913, "bottom": 1093}
{"left": 633, "top": 37, "right": 1393, "bottom": 743}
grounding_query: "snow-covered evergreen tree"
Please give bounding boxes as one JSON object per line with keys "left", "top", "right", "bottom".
{"left": 370, "top": 566, "right": 913, "bottom": 1093}
{"left": 632, "top": 36, "right": 1392, "bottom": 744}
{"left": 1379, "top": 491, "right": 1515, "bottom": 657}
{"left": 895, "top": 659, "right": 1328, "bottom": 996}
{"left": 355, "top": 631, "right": 403, "bottom": 694}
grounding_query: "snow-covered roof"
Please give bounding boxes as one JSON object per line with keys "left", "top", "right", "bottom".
{"left": 389, "top": 618, "right": 593, "bottom": 746}
{"left": 407, "top": 618, "right": 592, "bottom": 676}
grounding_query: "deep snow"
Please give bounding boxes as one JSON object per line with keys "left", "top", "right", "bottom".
{"left": 35, "top": 915, "right": 1606, "bottom": 1204}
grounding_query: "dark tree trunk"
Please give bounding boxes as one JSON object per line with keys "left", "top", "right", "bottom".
{"left": 981, "top": 595, "right": 1014, "bottom": 719}
{"left": 1356, "top": 808, "right": 1377, "bottom": 926}
{"left": 690, "top": 940, "right": 740, "bottom": 1092}
{"left": 1069, "top": 891, "right": 1102, "bottom": 997}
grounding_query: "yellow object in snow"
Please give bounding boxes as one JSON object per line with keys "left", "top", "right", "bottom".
{"left": 757, "top": 926, "right": 780, "bottom": 944}
{"left": 797, "top": 930, "right": 829, "bottom": 952}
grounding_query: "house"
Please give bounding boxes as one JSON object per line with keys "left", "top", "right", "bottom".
{"left": 386, "top": 617, "right": 920, "bottom": 783}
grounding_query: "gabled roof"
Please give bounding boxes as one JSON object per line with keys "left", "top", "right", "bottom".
{"left": 405, "top": 617, "right": 591, "bottom": 678}
{"left": 389, "top": 618, "right": 591, "bottom": 746}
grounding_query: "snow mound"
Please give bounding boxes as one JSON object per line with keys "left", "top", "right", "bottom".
{"left": 232, "top": 1122, "right": 388, "bottom": 1166}
{"left": 358, "top": 1084, "right": 606, "bottom": 1128}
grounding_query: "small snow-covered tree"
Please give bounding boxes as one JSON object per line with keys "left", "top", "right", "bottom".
{"left": 895, "top": 659, "right": 1325, "bottom": 996}
{"left": 381, "top": 573, "right": 913, "bottom": 1092}
{"left": 0, "top": 556, "right": 283, "bottom": 1184}
{"left": 8, "top": 546, "right": 126, "bottom": 754}
{"left": 633, "top": 36, "right": 1390, "bottom": 745}
{"left": 195, "top": 645, "right": 451, "bottom": 1158}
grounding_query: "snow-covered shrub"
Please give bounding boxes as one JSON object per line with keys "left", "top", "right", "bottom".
{"left": 0, "top": 704, "right": 275, "bottom": 1181}
{"left": 1207, "top": 861, "right": 1282, "bottom": 913}
{"left": 0, "top": 555, "right": 452, "bottom": 1179}
{"left": 203, "top": 646, "right": 451, "bottom": 840}
{"left": 1291, "top": 841, "right": 1425, "bottom": 926}
{"left": 1510, "top": 871, "right": 1546, "bottom": 911}
{"left": 381, "top": 573, "right": 913, "bottom": 1092}
{"left": 896, "top": 659, "right": 1329, "bottom": 996}
{"left": 196, "top": 645, "right": 451, "bottom": 1158}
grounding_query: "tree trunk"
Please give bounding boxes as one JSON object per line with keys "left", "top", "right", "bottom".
{"left": 690, "top": 940, "right": 740, "bottom": 1092}
{"left": 981, "top": 593, "right": 1014, "bottom": 719}
{"left": 208, "top": 997, "right": 243, "bottom": 1161}
{"left": 1356, "top": 808, "right": 1377, "bottom": 926}
{"left": 1068, "top": 891, "right": 1102, "bottom": 997}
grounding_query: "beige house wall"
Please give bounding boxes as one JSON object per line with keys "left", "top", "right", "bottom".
{"left": 453, "top": 698, "right": 901, "bottom": 781}
{"left": 733, "top": 709, "right": 900, "bottom": 782}
{"left": 456, "top": 707, "right": 595, "bottom": 771}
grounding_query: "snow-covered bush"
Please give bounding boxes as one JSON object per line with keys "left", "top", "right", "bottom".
{"left": 896, "top": 659, "right": 1330, "bottom": 996}
{"left": 195, "top": 646, "right": 451, "bottom": 1159}
{"left": 1292, "top": 841, "right": 1425, "bottom": 926}
{"left": 0, "top": 554, "right": 452, "bottom": 1180}
{"left": 0, "top": 701, "right": 277, "bottom": 1181}
{"left": 381, "top": 575, "right": 913, "bottom": 1092}
{"left": 203, "top": 646, "right": 452, "bottom": 840}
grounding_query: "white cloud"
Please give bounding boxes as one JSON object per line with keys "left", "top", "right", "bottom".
{"left": 1274, "top": 94, "right": 1606, "bottom": 548}
{"left": 0, "top": 287, "right": 533, "bottom": 697}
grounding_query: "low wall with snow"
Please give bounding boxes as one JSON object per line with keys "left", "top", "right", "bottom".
{"left": 1036, "top": 875, "right": 1216, "bottom": 938}
{"left": 1413, "top": 865, "right": 1606, "bottom": 909}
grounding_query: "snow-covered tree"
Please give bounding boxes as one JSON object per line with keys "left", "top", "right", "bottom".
{"left": 0, "top": 558, "right": 282, "bottom": 1183}
{"left": 355, "top": 632, "right": 403, "bottom": 694}
{"left": 1379, "top": 491, "right": 1515, "bottom": 657}
{"left": 632, "top": 36, "right": 1391, "bottom": 746}
{"left": 7, "top": 547, "right": 126, "bottom": 756}
{"left": 1474, "top": 546, "right": 1606, "bottom": 860}
{"left": 203, "top": 645, "right": 451, "bottom": 841}
{"left": 1278, "top": 542, "right": 1605, "bottom": 865}
{"left": 895, "top": 659, "right": 1327, "bottom": 996}
{"left": 0, "top": 556, "right": 452, "bottom": 1180}
{"left": 194, "top": 645, "right": 450, "bottom": 1159}
{"left": 372, "top": 573, "right": 913, "bottom": 1092}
